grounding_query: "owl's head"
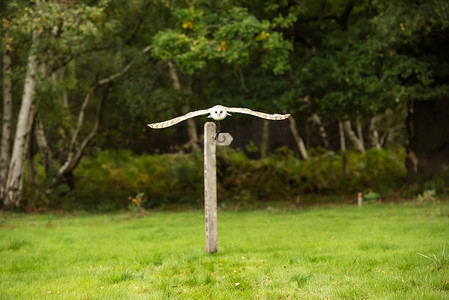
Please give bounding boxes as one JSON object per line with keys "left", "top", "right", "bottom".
{"left": 209, "top": 105, "right": 228, "bottom": 120}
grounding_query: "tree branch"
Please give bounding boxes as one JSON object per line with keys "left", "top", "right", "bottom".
{"left": 97, "top": 45, "right": 152, "bottom": 85}
{"left": 68, "top": 86, "right": 107, "bottom": 172}
{"left": 57, "top": 87, "right": 107, "bottom": 178}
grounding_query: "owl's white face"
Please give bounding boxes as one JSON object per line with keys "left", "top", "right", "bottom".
{"left": 209, "top": 105, "right": 228, "bottom": 120}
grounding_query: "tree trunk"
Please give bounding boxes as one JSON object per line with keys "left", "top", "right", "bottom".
{"left": 369, "top": 116, "right": 382, "bottom": 149}
{"left": 35, "top": 117, "right": 54, "bottom": 173}
{"left": 338, "top": 120, "right": 346, "bottom": 152}
{"left": 288, "top": 116, "right": 308, "bottom": 160}
{"left": 260, "top": 120, "right": 269, "bottom": 158}
{"left": 338, "top": 120, "right": 347, "bottom": 176}
{"left": 356, "top": 118, "right": 365, "bottom": 150}
{"left": 4, "top": 31, "right": 39, "bottom": 207}
{"left": 343, "top": 120, "right": 366, "bottom": 153}
{"left": 311, "top": 114, "right": 329, "bottom": 148}
{"left": 1, "top": 50, "right": 13, "bottom": 201}
{"left": 303, "top": 95, "right": 329, "bottom": 148}
{"left": 167, "top": 61, "right": 200, "bottom": 151}
{"left": 27, "top": 123, "right": 38, "bottom": 192}
{"left": 57, "top": 88, "right": 106, "bottom": 181}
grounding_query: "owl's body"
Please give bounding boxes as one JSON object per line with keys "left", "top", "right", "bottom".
{"left": 148, "top": 105, "right": 290, "bottom": 129}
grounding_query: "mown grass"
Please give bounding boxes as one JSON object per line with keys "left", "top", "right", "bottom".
{"left": 0, "top": 201, "right": 448, "bottom": 299}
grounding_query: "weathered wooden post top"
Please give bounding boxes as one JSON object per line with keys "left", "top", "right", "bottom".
{"left": 148, "top": 104, "right": 290, "bottom": 253}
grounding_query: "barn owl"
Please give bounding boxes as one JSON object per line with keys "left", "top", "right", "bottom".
{"left": 148, "top": 105, "right": 290, "bottom": 129}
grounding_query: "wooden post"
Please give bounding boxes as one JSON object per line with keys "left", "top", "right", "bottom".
{"left": 358, "top": 192, "right": 363, "bottom": 208}
{"left": 204, "top": 122, "right": 217, "bottom": 253}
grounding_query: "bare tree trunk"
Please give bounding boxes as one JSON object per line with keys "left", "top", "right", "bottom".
{"left": 35, "top": 117, "right": 54, "bottom": 173}
{"left": 27, "top": 123, "right": 38, "bottom": 192}
{"left": 182, "top": 105, "right": 201, "bottom": 151}
{"left": 338, "top": 120, "right": 347, "bottom": 176}
{"left": 58, "top": 91, "right": 91, "bottom": 176}
{"left": 338, "top": 120, "right": 346, "bottom": 152}
{"left": 379, "top": 123, "right": 405, "bottom": 148}
{"left": 1, "top": 50, "right": 13, "bottom": 201}
{"left": 167, "top": 61, "right": 200, "bottom": 151}
{"left": 303, "top": 95, "right": 329, "bottom": 148}
{"left": 57, "top": 88, "right": 106, "bottom": 181}
{"left": 260, "top": 120, "right": 269, "bottom": 158}
{"left": 288, "top": 116, "right": 308, "bottom": 160}
{"left": 4, "top": 30, "right": 40, "bottom": 207}
{"left": 356, "top": 118, "right": 365, "bottom": 150}
{"left": 343, "top": 120, "right": 366, "bottom": 153}
{"left": 369, "top": 116, "right": 382, "bottom": 149}
{"left": 311, "top": 114, "right": 329, "bottom": 148}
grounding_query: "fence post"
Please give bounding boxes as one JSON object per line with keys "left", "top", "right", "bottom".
{"left": 204, "top": 122, "right": 217, "bottom": 253}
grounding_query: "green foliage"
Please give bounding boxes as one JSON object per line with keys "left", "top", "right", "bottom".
{"left": 151, "top": 2, "right": 293, "bottom": 74}
{"left": 218, "top": 147, "right": 406, "bottom": 203}
{"left": 417, "top": 165, "right": 449, "bottom": 196}
{"left": 40, "top": 147, "right": 407, "bottom": 209}
{"left": 71, "top": 150, "right": 204, "bottom": 209}
{"left": 2, "top": 0, "right": 107, "bottom": 63}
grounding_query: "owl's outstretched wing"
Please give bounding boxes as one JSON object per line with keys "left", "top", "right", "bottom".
{"left": 227, "top": 107, "right": 290, "bottom": 120}
{"left": 148, "top": 108, "right": 210, "bottom": 129}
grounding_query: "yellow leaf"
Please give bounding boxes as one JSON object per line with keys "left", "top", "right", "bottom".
{"left": 189, "top": 5, "right": 195, "bottom": 13}
{"left": 256, "top": 31, "right": 270, "bottom": 41}
{"left": 182, "top": 20, "right": 193, "bottom": 29}
{"left": 217, "top": 41, "right": 228, "bottom": 52}
{"left": 2, "top": 18, "right": 10, "bottom": 27}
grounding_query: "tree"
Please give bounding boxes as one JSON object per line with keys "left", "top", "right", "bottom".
{"left": 1, "top": 0, "right": 153, "bottom": 207}
{"left": 3, "top": 0, "right": 41, "bottom": 207}
{"left": 1, "top": 45, "right": 13, "bottom": 202}
{"left": 150, "top": 1, "right": 294, "bottom": 149}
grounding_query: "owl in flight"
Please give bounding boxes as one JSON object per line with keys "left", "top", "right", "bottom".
{"left": 148, "top": 105, "right": 290, "bottom": 129}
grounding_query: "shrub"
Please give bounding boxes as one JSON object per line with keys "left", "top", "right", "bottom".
{"left": 27, "top": 147, "right": 408, "bottom": 210}
{"left": 218, "top": 147, "right": 406, "bottom": 203}
{"left": 71, "top": 150, "right": 203, "bottom": 209}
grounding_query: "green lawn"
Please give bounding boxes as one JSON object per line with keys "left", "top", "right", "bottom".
{"left": 1, "top": 202, "right": 448, "bottom": 299}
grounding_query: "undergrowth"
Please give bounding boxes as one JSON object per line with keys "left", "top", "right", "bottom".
{"left": 25, "top": 147, "right": 407, "bottom": 210}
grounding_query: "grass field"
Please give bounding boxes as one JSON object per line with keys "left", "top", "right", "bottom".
{"left": 0, "top": 201, "right": 448, "bottom": 299}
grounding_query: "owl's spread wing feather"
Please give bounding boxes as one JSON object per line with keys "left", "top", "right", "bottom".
{"left": 148, "top": 108, "right": 210, "bottom": 129}
{"left": 227, "top": 107, "right": 290, "bottom": 120}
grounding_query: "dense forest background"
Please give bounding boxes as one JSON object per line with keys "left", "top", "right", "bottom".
{"left": 1, "top": 0, "right": 448, "bottom": 211}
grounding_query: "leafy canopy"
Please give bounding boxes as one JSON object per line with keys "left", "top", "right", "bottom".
{"left": 151, "top": 1, "right": 295, "bottom": 75}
